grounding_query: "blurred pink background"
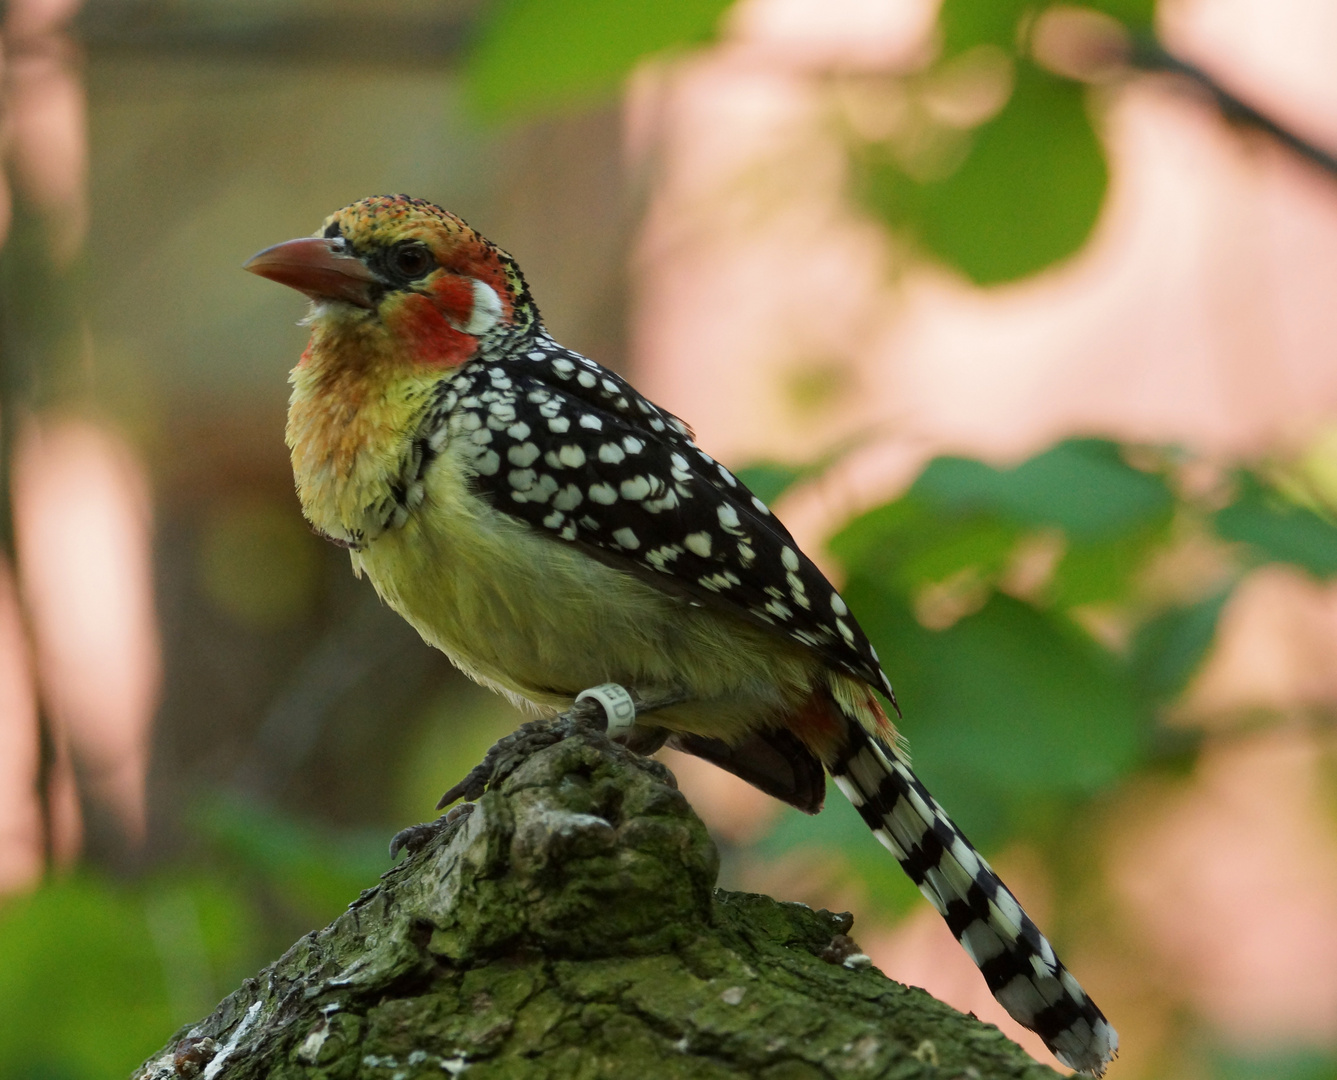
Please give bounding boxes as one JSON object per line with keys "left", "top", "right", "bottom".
{"left": 630, "top": 0, "right": 1337, "bottom": 1071}
{"left": 1, "top": 0, "right": 1334, "bottom": 1074}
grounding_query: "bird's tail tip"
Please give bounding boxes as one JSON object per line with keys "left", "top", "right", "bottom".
{"left": 827, "top": 723, "right": 1118, "bottom": 1077}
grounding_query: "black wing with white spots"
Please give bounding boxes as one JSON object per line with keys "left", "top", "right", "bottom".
{"left": 413, "top": 333, "right": 896, "bottom": 703}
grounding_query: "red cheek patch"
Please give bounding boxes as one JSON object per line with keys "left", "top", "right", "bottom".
{"left": 392, "top": 292, "right": 475, "bottom": 368}
{"left": 429, "top": 274, "right": 477, "bottom": 329}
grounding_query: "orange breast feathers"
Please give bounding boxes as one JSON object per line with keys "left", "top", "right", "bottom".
{"left": 286, "top": 328, "right": 442, "bottom": 541}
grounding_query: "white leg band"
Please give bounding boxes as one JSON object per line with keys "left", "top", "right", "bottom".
{"left": 575, "top": 683, "right": 637, "bottom": 737}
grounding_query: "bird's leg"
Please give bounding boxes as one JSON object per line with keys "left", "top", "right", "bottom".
{"left": 390, "top": 685, "right": 686, "bottom": 861}
{"left": 576, "top": 683, "right": 688, "bottom": 751}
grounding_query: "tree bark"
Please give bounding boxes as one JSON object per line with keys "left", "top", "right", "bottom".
{"left": 133, "top": 723, "right": 1059, "bottom": 1080}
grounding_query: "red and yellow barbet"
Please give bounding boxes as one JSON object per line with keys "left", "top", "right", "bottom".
{"left": 247, "top": 194, "right": 1117, "bottom": 1075}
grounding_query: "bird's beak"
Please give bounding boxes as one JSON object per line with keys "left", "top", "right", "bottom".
{"left": 244, "top": 237, "right": 382, "bottom": 308}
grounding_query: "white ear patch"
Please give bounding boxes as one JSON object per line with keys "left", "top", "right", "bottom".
{"left": 451, "top": 278, "right": 503, "bottom": 336}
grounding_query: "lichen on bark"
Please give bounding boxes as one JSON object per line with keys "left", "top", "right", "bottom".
{"left": 134, "top": 724, "right": 1060, "bottom": 1080}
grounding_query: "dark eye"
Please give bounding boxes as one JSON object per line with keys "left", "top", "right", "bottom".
{"left": 389, "top": 244, "right": 433, "bottom": 280}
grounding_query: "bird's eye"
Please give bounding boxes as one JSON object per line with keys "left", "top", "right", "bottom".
{"left": 390, "top": 244, "right": 433, "bottom": 280}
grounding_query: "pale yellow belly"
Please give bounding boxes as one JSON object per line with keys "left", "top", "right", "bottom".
{"left": 351, "top": 446, "right": 820, "bottom": 743}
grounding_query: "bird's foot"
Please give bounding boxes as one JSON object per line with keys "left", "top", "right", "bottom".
{"left": 388, "top": 801, "right": 475, "bottom": 861}
{"left": 392, "top": 686, "right": 686, "bottom": 861}
{"left": 431, "top": 700, "right": 602, "bottom": 813}
{"left": 429, "top": 684, "right": 687, "bottom": 814}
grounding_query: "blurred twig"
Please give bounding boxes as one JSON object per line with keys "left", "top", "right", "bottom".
{"left": 1131, "top": 38, "right": 1337, "bottom": 182}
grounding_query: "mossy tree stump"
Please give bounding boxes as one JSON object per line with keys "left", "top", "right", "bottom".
{"left": 134, "top": 725, "right": 1059, "bottom": 1080}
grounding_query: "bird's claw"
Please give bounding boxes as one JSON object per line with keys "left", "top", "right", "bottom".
{"left": 428, "top": 686, "right": 687, "bottom": 814}
{"left": 388, "top": 802, "right": 475, "bottom": 861}
{"left": 433, "top": 761, "right": 492, "bottom": 811}
{"left": 393, "top": 685, "right": 684, "bottom": 860}
{"left": 432, "top": 699, "right": 606, "bottom": 811}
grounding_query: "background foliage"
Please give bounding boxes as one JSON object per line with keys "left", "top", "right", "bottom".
{"left": 3, "top": 1, "right": 1335, "bottom": 1078}
{"left": 745, "top": 439, "right": 1337, "bottom": 884}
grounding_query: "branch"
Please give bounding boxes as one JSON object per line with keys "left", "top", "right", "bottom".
{"left": 132, "top": 721, "right": 1059, "bottom": 1079}
{"left": 1131, "top": 39, "right": 1337, "bottom": 181}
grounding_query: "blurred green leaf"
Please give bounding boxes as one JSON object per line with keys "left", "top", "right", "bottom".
{"left": 862, "top": 63, "right": 1107, "bottom": 284}
{"left": 830, "top": 495, "right": 1020, "bottom": 595}
{"left": 193, "top": 794, "right": 389, "bottom": 921}
{"left": 915, "top": 438, "right": 1173, "bottom": 539}
{"left": 1048, "top": 519, "right": 1169, "bottom": 607}
{"left": 844, "top": 585, "right": 1147, "bottom": 842}
{"left": 903, "top": 593, "right": 1147, "bottom": 792}
{"left": 0, "top": 874, "right": 257, "bottom": 1080}
{"left": 897, "top": 513, "right": 1020, "bottom": 588}
{"left": 733, "top": 461, "right": 808, "bottom": 507}
{"left": 1212, "top": 1048, "right": 1337, "bottom": 1080}
{"left": 830, "top": 440, "right": 1172, "bottom": 603}
{"left": 1215, "top": 473, "right": 1337, "bottom": 577}
{"left": 0, "top": 879, "right": 170, "bottom": 1078}
{"left": 465, "top": 0, "right": 732, "bottom": 118}
{"left": 1128, "top": 588, "right": 1232, "bottom": 702}
{"left": 938, "top": 0, "right": 1034, "bottom": 55}
{"left": 828, "top": 498, "right": 921, "bottom": 577}
{"left": 1084, "top": 0, "right": 1157, "bottom": 32}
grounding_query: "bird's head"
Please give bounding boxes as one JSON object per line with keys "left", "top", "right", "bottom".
{"left": 246, "top": 195, "right": 535, "bottom": 371}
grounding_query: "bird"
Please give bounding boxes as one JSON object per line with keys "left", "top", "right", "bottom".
{"left": 245, "top": 194, "right": 1117, "bottom": 1076}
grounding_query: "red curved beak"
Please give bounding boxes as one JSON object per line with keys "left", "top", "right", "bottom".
{"left": 244, "top": 237, "right": 382, "bottom": 308}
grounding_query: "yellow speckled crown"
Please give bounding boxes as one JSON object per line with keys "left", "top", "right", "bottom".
{"left": 323, "top": 195, "right": 469, "bottom": 246}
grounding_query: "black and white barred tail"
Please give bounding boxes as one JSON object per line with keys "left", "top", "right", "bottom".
{"left": 829, "top": 725, "right": 1118, "bottom": 1076}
